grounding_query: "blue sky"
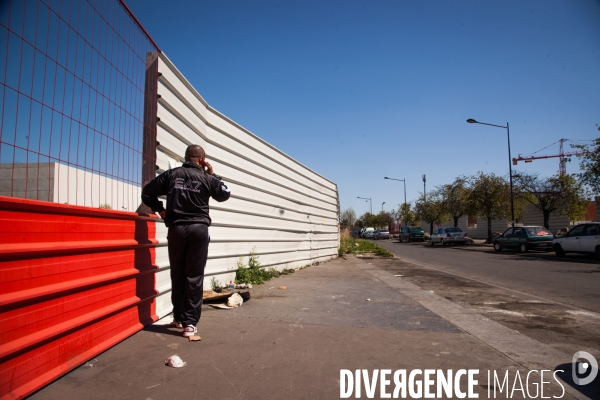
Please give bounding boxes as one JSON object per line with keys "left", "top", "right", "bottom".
{"left": 126, "top": 0, "right": 600, "bottom": 216}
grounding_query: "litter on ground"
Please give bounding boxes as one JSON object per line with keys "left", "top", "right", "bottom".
{"left": 227, "top": 293, "right": 244, "bottom": 307}
{"left": 165, "top": 355, "right": 186, "bottom": 368}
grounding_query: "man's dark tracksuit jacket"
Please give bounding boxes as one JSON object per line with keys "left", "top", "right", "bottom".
{"left": 141, "top": 162, "right": 230, "bottom": 327}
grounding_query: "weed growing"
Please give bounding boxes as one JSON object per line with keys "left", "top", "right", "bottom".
{"left": 338, "top": 235, "right": 394, "bottom": 258}
{"left": 235, "top": 249, "right": 289, "bottom": 285}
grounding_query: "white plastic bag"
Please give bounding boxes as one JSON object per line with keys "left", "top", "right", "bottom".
{"left": 165, "top": 355, "right": 186, "bottom": 368}
{"left": 227, "top": 293, "right": 244, "bottom": 308}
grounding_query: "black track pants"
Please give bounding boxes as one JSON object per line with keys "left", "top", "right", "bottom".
{"left": 167, "top": 223, "right": 210, "bottom": 327}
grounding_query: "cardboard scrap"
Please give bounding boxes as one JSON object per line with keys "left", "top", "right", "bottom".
{"left": 210, "top": 304, "right": 234, "bottom": 310}
{"left": 188, "top": 335, "right": 201, "bottom": 342}
{"left": 279, "top": 286, "right": 286, "bottom": 290}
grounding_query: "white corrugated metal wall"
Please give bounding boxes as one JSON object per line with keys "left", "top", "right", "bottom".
{"left": 153, "top": 54, "right": 340, "bottom": 317}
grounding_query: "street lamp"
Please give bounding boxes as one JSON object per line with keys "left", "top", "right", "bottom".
{"left": 384, "top": 177, "right": 407, "bottom": 231}
{"left": 384, "top": 177, "right": 407, "bottom": 206}
{"left": 466, "top": 118, "right": 515, "bottom": 227}
{"left": 422, "top": 174, "right": 426, "bottom": 202}
{"left": 357, "top": 196, "right": 372, "bottom": 214}
{"left": 382, "top": 201, "right": 385, "bottom": 213}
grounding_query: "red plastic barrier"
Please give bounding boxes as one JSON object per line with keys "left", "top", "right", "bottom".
{"left": 0, "top": 196, "right": 160, "bottom": 399}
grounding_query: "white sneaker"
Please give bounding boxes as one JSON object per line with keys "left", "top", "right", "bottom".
{"left": 183, "top": 325, "right": 197, "bottom": 337}
{"left": 171, "top": 320, "right": 182, "bottom": 329}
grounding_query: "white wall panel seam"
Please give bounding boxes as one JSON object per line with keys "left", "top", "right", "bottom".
{"left": 216, "top": 176, "right": 337, "bottom": 213}
{"left": 203, "top": 253, "right": 338, "bottom": 278}
{"left": 153, "top": 222, "right": 338, "bottom": 234}
{"left": 156, "top": 81, "right": 333, "bottom": 193}
{"left": 158, "top": 53, "right": 336, "bottom": 190}
{"left": 209, "top": 223, "right": 337, "bottom": 234}
{"left": 155, "top": 113, "right": 337, "bottom": 209}
{"left": 206, "top": 246, "right": 338, "bottom": 260}
{"left": 227, "top": 194, "right": 337, "bottom": 220}
{"left": 156, "top": 111, "right": 337, "bottom": 204}
{"left": 207, "top": 238, "right": 337, "bottom": 243}
{"left": 209, "top": 204, "right": 337, "bottom": 226}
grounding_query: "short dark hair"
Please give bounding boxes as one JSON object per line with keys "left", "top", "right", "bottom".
{"left": 185, "top": 145, "right": 205, "bottom": 162}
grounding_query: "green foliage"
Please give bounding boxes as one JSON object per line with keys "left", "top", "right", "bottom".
{"left": 210, "top": 277, "right": 221, "bottom": 291}
{"left": 358, "top": 212, "right": 379, "bottom": 228}
{"left": 572, "top": 137, "right": 600, "bottom": 196}
{"left": 235, "top": 249, "right": 281, "bottom": 285}
{"left": 437, "top": 177, "right": 471, "bottom": 227}
{"left": 376, "top": 211, "right": 394, "bottom": 228}
{"left": 340, "top": 207, "right": 357, "bottom": 228}
{"left": 398, "top": 202, "right": 416, "bottom": 226}
{"left": 99, "top": 203, "right": 112, "bottom": 209}
{"left": 514, "top": 172, "right": 588, "bottom": 228}
{"left": 468, "top": 172, "right": 511, "bottom": 243}
{"left": 338, "top": 236, "right": 394, "bottom": 258}
{"left": 414, "top": 192, "right": 449, "bottom": 233}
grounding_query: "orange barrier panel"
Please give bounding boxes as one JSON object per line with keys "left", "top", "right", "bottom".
{"left": 0, "top": 196, "right": 160, "bottom": 399}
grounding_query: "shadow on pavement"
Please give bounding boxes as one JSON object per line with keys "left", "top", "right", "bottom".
{"left": 143, "top": 323, "right": 183, "bottom": 337}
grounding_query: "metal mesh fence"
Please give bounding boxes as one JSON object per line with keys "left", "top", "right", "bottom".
{"left": 0, "top": 0, "right": 158, "bottom": 211}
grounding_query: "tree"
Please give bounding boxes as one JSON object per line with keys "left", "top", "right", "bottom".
{"left": 438, "top": 177, "right": 471, "bottom": 227}
{"left": 468, "top": 172, "right": 511, "bottom": 243}
{"left": 340, "top": 208, "right": 357, "bottom": 229}
{"left": 358, "top": 212, "right": 379, "bottom": 228}
{"left": 398, "top": 203, "right": 416, "bottom": 227}
{"left": 377, "top": 211, "right": 394, "bottom": 228}
{"left": 572, "top": 137, "right": 600, "bottom": 197}
{"left": 514, "top": 173, "right": 588, "bottom": 229}
{"left": 414, "top": 192, "right": 449, "bottom": 234}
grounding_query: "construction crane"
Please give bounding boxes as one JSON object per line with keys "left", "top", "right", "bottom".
{"left": 512, "top": 138, "right": 588, "bottom": 175}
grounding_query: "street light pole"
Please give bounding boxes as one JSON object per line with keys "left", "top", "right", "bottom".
{"left": 422, "top": 174, "right": 426, "bottom": 202}
{"left": 467, "top": 119, "right": 515, "bottom": 227}
{"left": 384, "top": 177, "right": 406, "bottom": 206}
{"left": 382, "top": 201, "right": 385, "bottom": 213}
{"left": 384, "top": 177, "right": 407, "bottom": 231}
{"left": 357, "top": 196, "right": 372, "bottom": 214}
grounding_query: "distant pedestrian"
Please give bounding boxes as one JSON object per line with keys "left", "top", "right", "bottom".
{"left": 142, "top": 145, "right": 231, "bottom": 337}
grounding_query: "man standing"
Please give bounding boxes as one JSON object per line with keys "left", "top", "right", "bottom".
{"left": 142, "top": 145, "right": 230, "bottom": 337}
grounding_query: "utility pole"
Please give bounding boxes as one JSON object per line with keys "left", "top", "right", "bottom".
{"left": 423, "top": 174, "right": 427, "bottom": 202}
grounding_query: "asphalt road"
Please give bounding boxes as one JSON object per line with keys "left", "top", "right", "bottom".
{"left": 376, "top": 240, "right": 600, "bottom": 313}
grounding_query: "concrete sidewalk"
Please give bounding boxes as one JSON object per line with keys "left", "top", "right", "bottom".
{"left": 30, "top": 257, "right": 587, "bottom": 399}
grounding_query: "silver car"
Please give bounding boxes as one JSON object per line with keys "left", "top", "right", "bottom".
{"left": 374, "top": 229, "right": 390, "bottom": 240}
{"left": 430, "top": 227, "right": 468, "bottom": 246}
{"left": 552, "top": 223, "right": 600, "bottom": 258}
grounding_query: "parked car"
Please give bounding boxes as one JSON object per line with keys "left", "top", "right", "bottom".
{"left": 430, "top": 227, "right": 468, "bottom": 246}
{"left": 363, "top": 229, "right": 375, "bottom": 239}
{"left": 360, "top": 227, "right": 375, "bottom": 238}
{"left": 493, "top": 226, "right": 554, "bottom": 253}
{"left": 399, "top": 226, "right": 425, "bottom": 242}
{"left": 374, "top": 229, "right": 390, "bottom": 240}
{"left": 552, "top": 223, "right": 600, "bottom": 258}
